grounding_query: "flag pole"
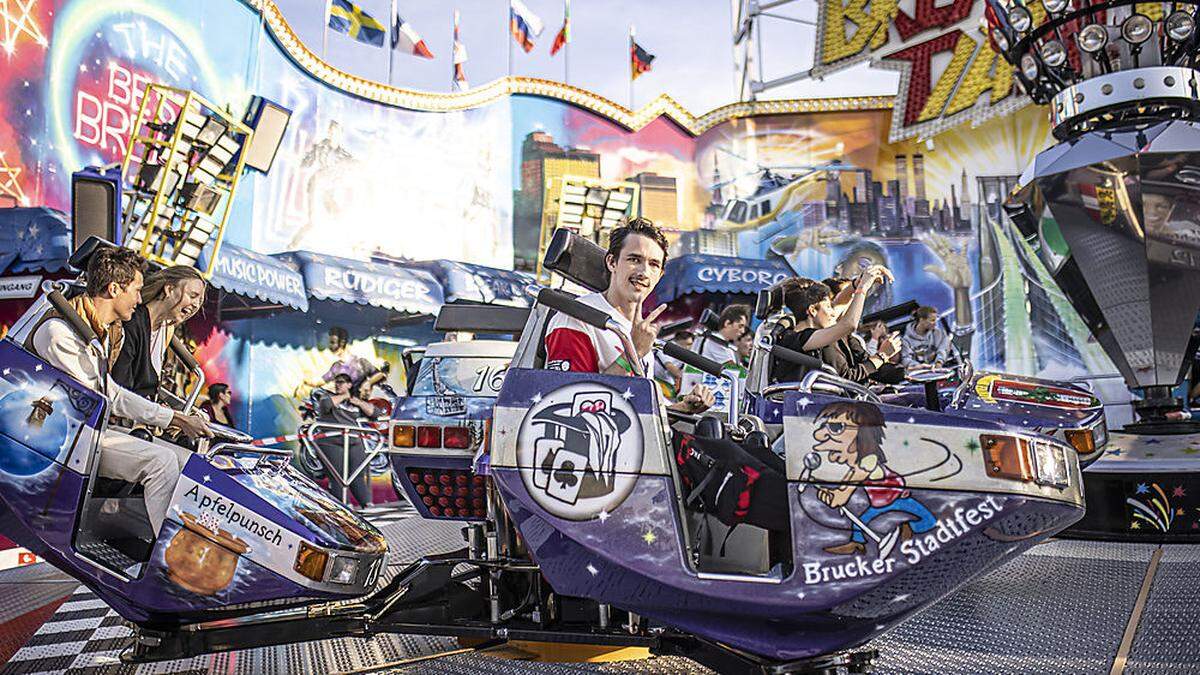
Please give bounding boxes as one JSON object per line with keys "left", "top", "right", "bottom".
{"left": 506, "top": 1, "right": 514, "bottom": 79}
{"left": 322, "top": 0, "right": 331, "bottom": 61}
{"left": 629, "top": 24, "right": 635, "bottom": 111}
{"left": 563, "top": 0, "right": 570, "bottom": 85}
{"left": 387, "top": 0, "right": 397, "bottom": 86}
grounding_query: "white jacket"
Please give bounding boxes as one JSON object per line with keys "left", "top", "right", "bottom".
{"left": 31, "top": 318, "right": 174, "bottom": 429}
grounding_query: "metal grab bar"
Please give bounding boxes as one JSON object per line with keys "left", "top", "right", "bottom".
{"left": 300, "top": 420, "right": 386, "bottom": 505}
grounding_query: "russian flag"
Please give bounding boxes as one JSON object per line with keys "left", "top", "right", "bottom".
{"left": 510, "top": 0, "right": 544, "bottom": 53}
{"left": 392, "top": 12, "right": 434, "bottom": 59}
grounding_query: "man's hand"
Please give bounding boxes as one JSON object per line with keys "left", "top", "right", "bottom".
{"left": 818, "top": 484, "right": 854, "bottom": 508}
{"left": 877, "top": 333, "right": 902, "bottom": 359}
{"left": 678, "top": 384, "right": 715, "bottom": 414}
{"left": 923, "top": 233, "right": 972, "bottom": 290}
{"left": 172, "top": 412, "right": 213, "bottom": 439}
{"left": 632, "top": 305, "right": 667, "bottom": 358}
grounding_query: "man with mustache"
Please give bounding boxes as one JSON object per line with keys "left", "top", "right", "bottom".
{"left": 544, "top": 217, "right": 713, "bottom": 414}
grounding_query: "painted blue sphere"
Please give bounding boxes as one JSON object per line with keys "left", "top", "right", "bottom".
{"left": 0, "top": 391, "right": 70, "bottom": 476}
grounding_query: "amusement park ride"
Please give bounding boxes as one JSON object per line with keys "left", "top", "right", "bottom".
{"left": 1, "top": 1, "right": 1199, "bottom": 672}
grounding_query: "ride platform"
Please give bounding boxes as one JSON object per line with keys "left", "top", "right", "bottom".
{"left": 2, "top": 503, "right": 1197, "bottom": 674}
{"left": 1066, "top": 432, "right": 1200, "bottom": 542}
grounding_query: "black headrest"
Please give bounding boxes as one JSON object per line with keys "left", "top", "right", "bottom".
{"left": 67, "top": 236, "right": 118, "bottom": 271}
{"left": 543, "top": 229, "right": 609, "bottom": 292}
{"left": 755, "top": 281, "right": 789, "bottom": 320}
{"left": 862, "top": 300, "right": 921, "bottom": 326}
{"left": 434, "top": 304, "right": 530, "bottom": 334}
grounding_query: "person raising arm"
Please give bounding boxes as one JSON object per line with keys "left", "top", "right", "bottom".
{"left": 544, "top": 217, "right": 713, "bottom": 414}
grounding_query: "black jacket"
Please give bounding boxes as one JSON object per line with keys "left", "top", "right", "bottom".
{"left": 772, "top": 328, "right": 879, "bottom": 384}
{"left": 112, "top": 306, "right": 160, "bottom": 400}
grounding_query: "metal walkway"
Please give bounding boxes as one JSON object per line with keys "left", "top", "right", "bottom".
{"left": 3, "top": 510, "right": 1197, "bottom": 674}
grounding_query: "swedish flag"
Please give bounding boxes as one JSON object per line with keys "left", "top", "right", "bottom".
{"left": 328, "top": 0, "right": 386, "bottom": 47}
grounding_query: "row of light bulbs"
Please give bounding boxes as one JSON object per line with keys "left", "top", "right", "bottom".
{"left": 990, "top": 3, "right": 1198, "bottom": 85}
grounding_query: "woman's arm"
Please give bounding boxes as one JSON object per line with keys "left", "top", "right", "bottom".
{"left": 800, "top": 269, "right": 885, "bottom": 351}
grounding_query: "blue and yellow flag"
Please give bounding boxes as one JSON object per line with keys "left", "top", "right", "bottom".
{"left": 328, "top": 0, "right": 386, "bottom": 47}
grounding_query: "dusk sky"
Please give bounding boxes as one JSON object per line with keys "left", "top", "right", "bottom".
{"left": 271, "top": 0, "right": 900, "bottom": 112}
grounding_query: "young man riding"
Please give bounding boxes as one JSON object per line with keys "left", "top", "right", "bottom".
{"left": 544, "top": 217, "right": 713, "bottom": 414}
{"left": 28, "top": 247, "right": 212, "bottom": 536}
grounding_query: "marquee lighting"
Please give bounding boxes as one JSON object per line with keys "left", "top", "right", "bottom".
{"left": 1166, "top": 11, "right": 1196, "bottom": 42}
{"left": 1077, "top": 25, "right": 1108, "bottom": 54}
{"left": 1121, "top": 14, "right": 1154, "bottom": 45}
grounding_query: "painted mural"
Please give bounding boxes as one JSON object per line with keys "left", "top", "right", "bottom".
{"left": 0, "top": 0, "right": 1116, "bottom": 443}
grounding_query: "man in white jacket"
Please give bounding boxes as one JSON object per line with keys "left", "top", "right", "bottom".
{"left": 27, "top": 247, "right": 211, "bottom": 536}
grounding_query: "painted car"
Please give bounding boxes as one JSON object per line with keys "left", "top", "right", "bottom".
{"left": 744, "top": 300, "right": 1109, "bottom": 467}
{"left": 387, "top": 339, "right": 515, "bottom": 520}
{"left": 0, "top": 292, "right": 386, "bottom": 628}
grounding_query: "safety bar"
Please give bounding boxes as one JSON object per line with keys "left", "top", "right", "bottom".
{"left": 301, "top": 421, "right": 386, "bottom": 505}
{"left": 168, "top": 335, "right": 206, "bottom": 414}
{"left": 761, "top": 370, "right": 881, "bottom": 404}
{"left": 536, "top": 288, "right": 645, "bottom": 378}
{"left": 659, "top": 340, "right": 739, "bottom": 426}
{"left": 205, "top": 443, "right": 292, "bottom": 460}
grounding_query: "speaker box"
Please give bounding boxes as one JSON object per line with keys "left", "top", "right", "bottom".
{"left": 71, "top": 166, "right": 122, "bottom": 250}
{"left": 241, "top": 96, "right": 291, "bottom": 174}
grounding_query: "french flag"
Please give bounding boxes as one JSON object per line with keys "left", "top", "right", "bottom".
{"left": 510, "top": 0, "right": 544, "bottom": 53}
{"left": 392, "top": 10, "right": 434, "bottom": 58}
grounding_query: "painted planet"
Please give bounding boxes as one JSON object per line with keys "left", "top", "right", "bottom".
{"left": 0, "top": 391, "right": 70, "bottom": 476}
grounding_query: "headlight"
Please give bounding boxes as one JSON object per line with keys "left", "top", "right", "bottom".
{"left": 328, "top": 555, "right": 359, "bottom": 585}
{"left": 1043, "top": 0, "right": 1069, "bottom": 14}
{"left": 1077, "top": 24, "right": 1109, "bottom": 54}
{"left": 1041, "top": 40, "right": 1068, "bottom": 67}
{"left": 1020, "top": 53, "right": 1040, "bottom": 80}
{"left": 1009, "top": 6, "right": 1033, "bottom": 33}
{"left": 1031, "top": 440, "right": 1070, "bottom": 489}
{"left": 1122, "top": 14, "right": 1154, "bottom": 45}
{"left": 992, "top": 28, "right": 1010, "bottom": 53}
{"left": 1166, "top": 11, "right": 1196, "bottom": 41}
{"left": 982, "top": 434, "right": 1071, "bottom": 489}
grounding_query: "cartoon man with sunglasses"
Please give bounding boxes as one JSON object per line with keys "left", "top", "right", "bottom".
{"left": 812, "top": 401, "right": 936, "bottom": 555}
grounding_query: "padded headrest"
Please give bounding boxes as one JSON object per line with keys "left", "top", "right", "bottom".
{"left": 755, "top": 281, "right": 789, "bottom": 320}
{"left": 542, "top": 229, "right": 609, "bottom": 292}
{"left": 434, "top": 304, "right": 530, "bottom": 334}
{"left": 67, "top": 236, "right": 118, "bottom": 272}
{"left": 862, "top": 300, "right": 920, "bottom": 326}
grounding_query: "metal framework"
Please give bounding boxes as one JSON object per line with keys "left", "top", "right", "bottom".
{"left": 732, "top": 0, "right": 819, "bottom": 101}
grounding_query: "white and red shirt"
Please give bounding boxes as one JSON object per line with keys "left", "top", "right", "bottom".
{"left": 545, "top": 292, "right": 653, "bottom": 375}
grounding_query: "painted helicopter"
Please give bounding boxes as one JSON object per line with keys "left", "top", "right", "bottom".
{"left": 0, "top": 234, "right": 1086, "bottom": 673}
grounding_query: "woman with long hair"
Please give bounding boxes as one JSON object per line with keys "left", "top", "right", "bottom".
{"left": 113, "top": 265, "right": 207, "bottom": 400}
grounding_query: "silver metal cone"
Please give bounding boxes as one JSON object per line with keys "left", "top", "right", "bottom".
{"left": 1013, "top": 121, "right": 1200, "bottom": 391}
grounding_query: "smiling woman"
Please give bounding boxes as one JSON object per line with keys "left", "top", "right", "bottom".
{"left": 112, "top": 265, "right": 207, "bottom": 401}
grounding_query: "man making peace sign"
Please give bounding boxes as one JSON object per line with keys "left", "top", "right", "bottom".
{"left": 544, "top": 218, "right": 713, "bottom": 414}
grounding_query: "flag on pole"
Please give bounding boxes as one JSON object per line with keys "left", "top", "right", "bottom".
{"left": 509, "top": 0, "right": 544, "bottom": 53}
{"left": 630, "top": 31, "right": 655, "bottom": 80}
{"left": 327, "top": 0, "right": 387, "bottom": 47}
{"left": 550, "top": 0, "right": 569, "bottom": 56}
{"left": 392, "top": 9, "right": 434, "bottom": 58}
{"left": 453, "top": 10, "right": 469, "bottom": 90}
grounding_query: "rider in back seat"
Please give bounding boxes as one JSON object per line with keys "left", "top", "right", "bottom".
{"left": 771, "top": 270, "right": 899, "bottom": 384}
{"left": 27, "top": 247, "right": 212, "bottom": 536}
{"left": 544, "top": 218, "right": 788, "bottom": 533}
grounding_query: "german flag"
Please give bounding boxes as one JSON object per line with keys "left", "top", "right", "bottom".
{"left": 630, "top": 40, "right": 654, "bottom": 80}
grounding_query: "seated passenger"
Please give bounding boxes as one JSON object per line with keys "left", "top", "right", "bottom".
{"left": 112, "top": 265, "right": 206, "bottom": 401}
{"left": 823, "top": 277, "right": 905, "bottom": 385}
{"left": 544, "top": 218, "right": 787, "bottom": 534}
{"left": 901, "top": 306, "right": 951, "bottom": 368}
{"left": 693, "top": 304, "right": 750, "bottom": 366}
{"left": 771, "top": 270, "right": 899, "bottom": 384}
{"left": 26, "top": 248, "right": 211, "bottom": 536}
{"left": 544, "top": 217, "right": 711, "bottom": 414}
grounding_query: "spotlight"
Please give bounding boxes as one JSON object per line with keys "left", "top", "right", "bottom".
{"left": 1042, "top": 0, "right": 1069, "bottom": 14}
{"left": 1008, "top": 6, "right": 1033, "bottom": 33}
{"left": 1041, "top": 40, "right": 1068, "bottom": 67}
{"left": 1166, "top": 11, "right": 1196, "bottom": 42}
{"left": 1020, "top": 53, "right": 1041, "bottom": 80}
{"left": 1077, "top": 24, "right": 1109, "bottom": 54}
{"left": 991, "top": 28, "right": 1010, "bottom": 53}
{"left": 1121, "top": 14, "right": 1154, "bottom": 45}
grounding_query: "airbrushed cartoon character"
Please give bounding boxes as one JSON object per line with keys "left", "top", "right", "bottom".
{"left": 810, "top": 401, "right": 936, "bottom": 556}
{"left": 528, "top": 391, "right": 632, "bottom": 506}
